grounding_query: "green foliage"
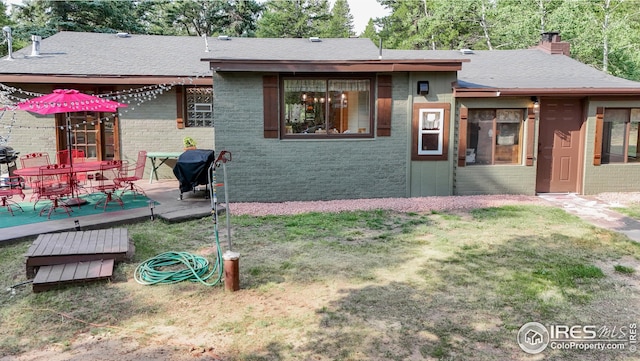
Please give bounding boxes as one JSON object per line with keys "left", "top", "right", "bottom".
{"left": 322, "top": 0, "right": 354, "bottom": 38}
{"left": 158, "top": 0, "right": 261, "bottom": 37}
{"left": 361, "top": 18, "right": 379, "bottom": 42}
{"left": 256, "top": 0, "right": 331, "bottom": 38}
{"left": 183, "top": 136, "right": 196, "bottom": 148}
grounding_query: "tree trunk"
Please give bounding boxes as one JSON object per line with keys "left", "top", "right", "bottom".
{"left": 480, "top": 0, "right": 493, "bottom": 50}
{"left": 602, "top": 0, "right": 611, "bottom": 73}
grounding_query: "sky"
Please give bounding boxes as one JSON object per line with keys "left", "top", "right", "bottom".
{"left": 344, "top": 0, "right": 390, "bottom": 34}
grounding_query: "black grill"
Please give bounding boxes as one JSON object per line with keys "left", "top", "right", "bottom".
{"left": 173, "top": 149, "right": 215, "bottom": 199}
{"left": 0, "top": 146, "right": 19, "bottom": 178}
{"left": 0, "top": 146, "right": 18, "bottom": 164}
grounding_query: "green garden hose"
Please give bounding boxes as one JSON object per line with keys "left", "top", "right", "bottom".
{"left": 133, "top": 243, "right": 223, "bottom": 286}
{"left": 135, "top": 150, "right": 232, "bottom": 287}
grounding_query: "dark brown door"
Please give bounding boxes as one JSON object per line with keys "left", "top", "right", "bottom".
{"left": 536, "top": 99, "right": 583, "bottom": 193}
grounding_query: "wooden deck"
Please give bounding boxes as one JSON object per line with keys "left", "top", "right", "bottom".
{"left": 32, "top": 259, "right": 114, "bottom": 293}
{"left": 25, "top": 228, "right": 134, "bottom": 290}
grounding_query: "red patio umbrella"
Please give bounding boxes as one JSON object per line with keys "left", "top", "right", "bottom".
{"left": 17, "top": 88, "right": 127, "bottom": 114}
{"left": 18, "top": 89, "right": 128, "bottom": 205}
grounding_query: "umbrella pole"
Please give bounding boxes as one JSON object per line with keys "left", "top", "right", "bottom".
{"left": 64, "top": 113, "right": 87, "bottom": 207}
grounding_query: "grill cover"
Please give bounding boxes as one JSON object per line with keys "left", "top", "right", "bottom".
{"left": 0, "top": 146, "right": 18, "bottom": 164}
{"left": 172, "top": 149, "right": 215, "bottom": 193}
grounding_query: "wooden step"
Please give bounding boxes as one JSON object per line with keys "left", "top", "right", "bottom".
{"left": 25, "top": 229, "right": 132, "bottom": 279}
{"left": 32, "top": 259, "right": 114, "bottom": 293}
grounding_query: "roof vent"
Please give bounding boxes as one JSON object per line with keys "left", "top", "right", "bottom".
{"left": 218, "top": 35, "right": 231, "bottom": 41}
{"left": 30, "top": 35, "right": 42, "bottom": 56}
{"left": 459, "top": 48, "right": 474, "bottom": 54}
{"left": 309, "top": 37, "right": 321, "bottom": 42}
{"left": 116, "top": 32, "right": 130, "bottom": 38}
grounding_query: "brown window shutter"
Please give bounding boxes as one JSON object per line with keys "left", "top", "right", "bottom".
{"left": 594, "top": 107, "right": 604, "bottom": 166}
{"left": 176, "top": 86, "right": 184, "bottom": 129}
{"left": 377, "top": 75, "right": 392, "bottom": 136}
{"left": 458, "top": 107, "right": 468, "bottom": 167}
{"left": 263, "top": 75, "right": 279, "bottom": 138}
{"left": 526, "top": 108, "right": 536, "bottom": 166}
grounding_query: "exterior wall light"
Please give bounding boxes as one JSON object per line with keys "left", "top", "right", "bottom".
{"left": 417, "top": 81, "right": 429, "bottom": 96}
{"left": 531, "top": 96, "right": 540, "bottom": 115}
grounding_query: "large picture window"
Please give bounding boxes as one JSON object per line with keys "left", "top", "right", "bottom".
{"left": 467, "top": 109, "right": 523, "bottom": 165}
{"left": 186, "top": 87, "right": 213, "bottom": 127}
{"left": 282, "top": 78, "right": 372, "bottom": 137}
{"left": 601, "top": 108, "right": 640, "bottom": 164}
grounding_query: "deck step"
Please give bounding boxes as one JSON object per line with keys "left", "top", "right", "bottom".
{"left": 32, "top": 259, "right": 114, "bottom": 293}
{"left": 25, "top": 229, "right": 132, "bottom": 279}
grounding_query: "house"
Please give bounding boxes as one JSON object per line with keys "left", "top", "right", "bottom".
{"left": 205, "top": 32, "right": 640, "bottom": 201}
{"left": 0, "top": 31, "right": 213, "bottom": 180}
{"left": 2, "top": 31, "right": 640, "bottom": 201}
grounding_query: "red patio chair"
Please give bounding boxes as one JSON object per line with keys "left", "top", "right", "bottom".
{"left": 115, "top": 150, "right": 147, "bottom": 198}
{"left": 0, "top": 176, "right": 26, "bottom": 216}
{"left": 93, "top": 160, "right": 126, "bottom": 211}
{"left": 19, "top": 152, "right": 50, "bottom": 200}
{"left": 57, "top": 149, "right": 90, "bottom": 196}
{"left": 57, "top": 149, "right": 86, "bottom": 165}
{"left": 35, "top": 164, "right": 73, "bottom": 219}
{"left": 19, "top": 152, "right": 50, "bottom": 169}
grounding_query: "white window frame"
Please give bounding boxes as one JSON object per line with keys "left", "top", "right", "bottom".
{"left": 417, "top": 108, "right": 444, "bottom": 155}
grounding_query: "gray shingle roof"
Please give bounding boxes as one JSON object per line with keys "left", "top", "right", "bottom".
{"left": 0, "top": 31, "right": 212, "bottom": 77}
{"left": 205, "top": 37, "right": 381, "bottom": 60}
{"left": 383, "top": 48, "right": 640, "bottom": 90}
{"left": 0, "top": 32, "right": 381, "bottom": 77}
{"left": 1, "top": 31, "right": 638, "bottom": 92}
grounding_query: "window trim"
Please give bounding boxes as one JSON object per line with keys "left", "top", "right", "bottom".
{"left": 412, "top": 102, "right": 450, "bottom": 161}
{"left": 277, "top": 74, "right": 376, "bottom": 139}
{"left": 596, "top": 107, "right": 640, "bottom": 165}
{"left": 179, "top": 86, "right": 214, "bottom": 128}
{"left": 460, "top": 107, "right": 526, "bottom": 166}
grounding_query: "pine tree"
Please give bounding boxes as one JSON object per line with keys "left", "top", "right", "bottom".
{"left": 322, "top": 0, "right": 354, "bottom": 38}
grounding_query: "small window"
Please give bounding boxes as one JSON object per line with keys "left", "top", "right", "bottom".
{"left": 467, "top": 109, "right": 523, "bottom": 165}
{"left": 186, "top": 87, "right": 213, "bottom": 127}
{"left": 411, "top": 103, "right": 450, "bottom": 160}
{"left": 418, "top": 108, "right": 444, "bottom": 155}
{"left": 601, "top": 108, "right": 640, "bottom": 164}
{"left": 282, "top": 77, "right": 373, "bottom": 137}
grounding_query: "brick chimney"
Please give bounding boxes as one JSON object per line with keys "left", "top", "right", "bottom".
{"left": 536, "top": 31, "right": 570, "bottom": 56}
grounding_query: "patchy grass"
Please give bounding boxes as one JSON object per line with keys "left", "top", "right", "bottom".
{"left": 1, "top": 205, "right": 640, "bottom": 360}
{"left": 612, "top": 204, "right": 640, "bottom": 220}
{"left": 614, "top": 264, "right": 636, "bottom": 274}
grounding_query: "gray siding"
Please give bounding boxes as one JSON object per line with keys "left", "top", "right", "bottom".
{"left": 454, "top": 166, "right": 536, "bottom": 195}
{"left": 583, "top": 101, "right": 640, "bottom": 194}
{"left": 408, "top": 71, "right": 458, "bottom": 197}
{"left": 213, "top": 72, "right": 409, "bottom": 202}
{"left": 453, "top": 98, "right": 537, "bottom": 195}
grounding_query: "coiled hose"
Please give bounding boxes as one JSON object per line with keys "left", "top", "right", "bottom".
{"left": 134, "top": 245, "right": 223, "bottom": 286}
{"left": 135, "top": 151, "right": 231, "bottom": 287}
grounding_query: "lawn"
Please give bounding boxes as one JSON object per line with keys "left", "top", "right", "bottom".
{"left": 1, "top": 204, "right": 640, "bottom": 360}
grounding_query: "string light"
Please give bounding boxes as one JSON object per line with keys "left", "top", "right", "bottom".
{"left": 0, "top": 74, "right": 211, "bottom": 143}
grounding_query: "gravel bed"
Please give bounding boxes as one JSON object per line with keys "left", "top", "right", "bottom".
{"left": 229, "top": 194, "right": 547, "bottom": 216}
{"left": 594, "top": 192, "right": 640, "bottom": 206}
